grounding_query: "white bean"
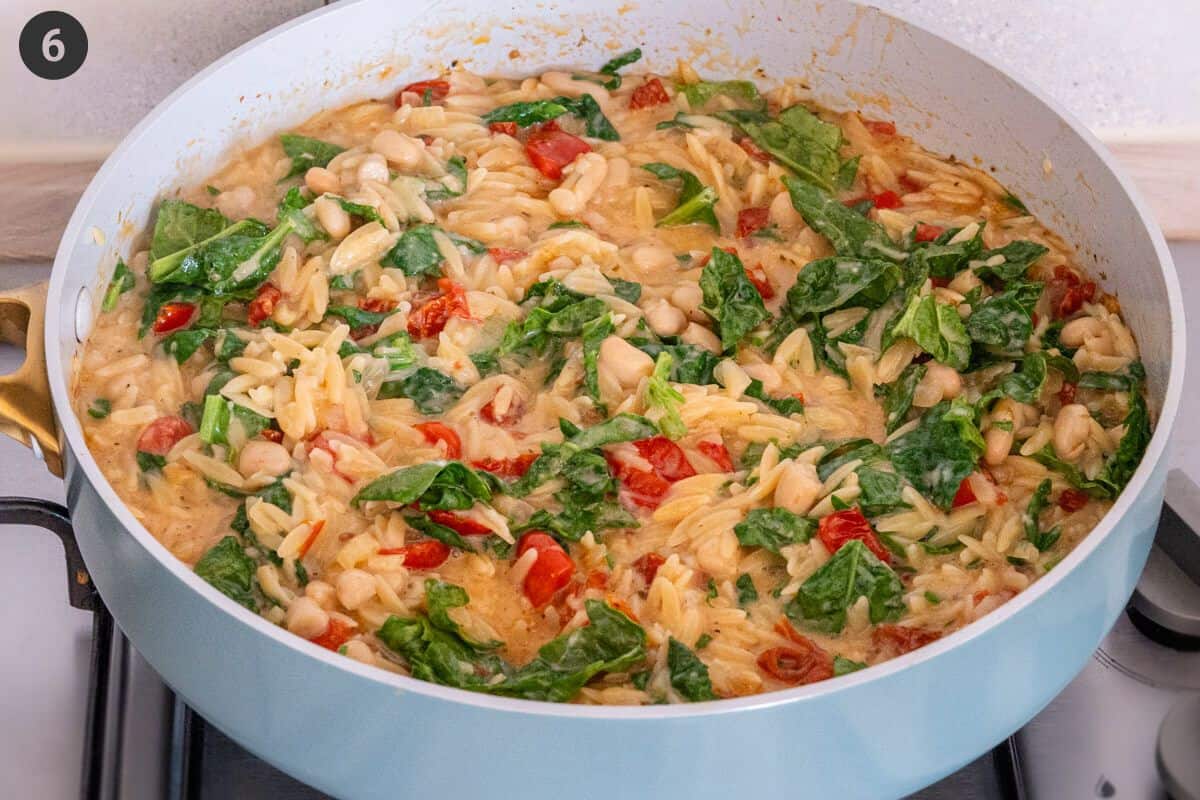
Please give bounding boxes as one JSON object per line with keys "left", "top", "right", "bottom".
{"left": 304, "top": 167, "right": 341, "bottom": 195}
{"left": 1059, "top": 317, "right": 1106, "bottom": 348}
{"left": 681, "top": 322, "right": 722, "bottom": 353}
{"left": 670, "top": 283, "right": 706, "bottom": 321}
{"left": 285, "top": 596, "right": 329, "bottom": 639}
{"left": 336, "top": 568, "right": 377, "bottom": 610}
{"left": 314, "top": 196, "right": 351, "bottom": 240}
{"left": 984, "top": 428, "right": 1013, "bottom": 466}
{"left": 237, "top": 440, "right": 291, "bottom": 478}
{"left": 356, "top": 153, "right": 390, "bottom": 185}
{"left": 549, "top": 152, "right": 607, "bottom": 216}
{"left": 1053, "top": 404, "right": 1092, "bottom": 460}
{"left": 774, "top": 461, "right": 822, "bottom": 515}
{"left": 341, "top": 639, "right": 375, "bottom": 664}
{"left": 304, "top": 579, "right": 336, "bottom": 609}
{"left": 912, "top": 363, "right": 963, "bottom": 408}
{"left": 643, "top": 298, "right": 688, "bottom": 337}
{"left": 371, "top": 129, "right": 424, "bottom": 170}
{"left": 598, "top": 336, "right": 654, "bottom": 387}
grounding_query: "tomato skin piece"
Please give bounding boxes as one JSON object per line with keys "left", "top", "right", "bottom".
{"left": 516, "top": 532, "right": 575, "bottom": 607}
{"left": 737, "top": 137, "right": 771, "bottom": 163}
{"left": 427, "top": 509, "right": 492, "bottom": 536}
{"left": 525, "top": 129, "right": 591, "bottom": 180}
{"left": 359, "top": 296, "right": 398, "bottom": 314}
{"left": 633, "top": 552, "right": 666, "bottom": 584}
{"left": 735, "top": 206, "right": 771, "bottom": 238}
{"left": 152, "top": 302, "right": 196, "bottom": 334}
{"left": 247, "top": 283, "right": 281, "bottom": 326}
{"left": 606, "top": 455, "right": 672, "bottom": 509}
{"left": 136, "top": 416, "right": 194, "bottom": 456}
{"left": 309, "top": 616, "right": 356, "bottom": 651}
{"left": 413, "top": 421, "right": 461, "bottom": 459}
{"left": 743, "top": 264, "right": 775, "bottom": 300}
{"left": 757, "top": 643, "right": 834, "bottom": 685}
{"left": 871, "top": 190, "right": 902, "bottom": 210}
{"left": 817, "top": 508, "right": 891, "bottom": 563}
{"left": 951, "top": 478, "right": 978, "bottom": 508}
{"left": 696, "top": 440, "right": 735, "bottom": 472}
{"left": 1047, "top": 265, "right": 1097, "bottom": 319}
{"left": 629, "top": 77, "right": 670, "bottom": 109}
{"left": 395, "top": 79, "right": 450, "bottom": 106}
{"left": 406, "top": 278, "right": 471, "bottom": 339}
{"left": 260, "top": 428, "right": 284, "bottom": 444}
{"left": 379, "top": 540, "right": 451, "bottom": 569}
{"left": 872, "top": 624, "right": 940, "bottom": 659}
{"left": 1057, "top": 382, "right": 1077, "bottom": 405}
{"left": 488, "top": 247, "right": 527, "bottom": 264}
{"left": 480, "top": 394, "right": 524, "bottom": 426}
{"left": 488, "top": 121, "right": 518, "bottom": 136}
{"left": 1058, "top": 488, "right": 1090, "bottom": 512}
{"left": 863, "top": 119, "right": 897, "bottom": 136}
{"left": 914, "top": 223, "right": 944, "bottom": 243}
{"left": 471, "top": 453, "right": 538, "bottom": 478}
{"left": 632, "top": 436, "right": 697, "bottom": 481}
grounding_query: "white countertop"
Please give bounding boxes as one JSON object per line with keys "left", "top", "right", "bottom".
{"left": 0, "top": 2, "right": 1196, "bottom": 797}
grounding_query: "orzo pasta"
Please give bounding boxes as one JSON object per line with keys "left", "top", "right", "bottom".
{"left": 73, "top": 53, "right": 1151, "bottom": 704}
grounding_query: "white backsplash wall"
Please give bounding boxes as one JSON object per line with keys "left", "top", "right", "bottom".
{"left": 1, "top": 0, "right": 1199, "bottom": 153}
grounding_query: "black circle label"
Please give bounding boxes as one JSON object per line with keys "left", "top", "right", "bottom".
{"left": 19, "top": 11, "right": 87, "bottom": 80}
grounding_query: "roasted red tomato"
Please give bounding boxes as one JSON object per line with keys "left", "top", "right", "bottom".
{"left": 872, "top": 624, "right": 941, "bottom": 659}
{"left": 737, "top": 137, "right": 770, "bottom": 163}
{"left": 696, "top": 440, "right": 735, "bottom": 473}
{"left": 817, "top": 507, "right": 891, "bottom": 563}
{"left": 247, "top": 283, "right": 282, "bottom": 326}
{"left": 480, "top": 394, "right": 524, "bottom": 427}
{"left": 359, "top": 296, "right": 398, "bottom": 314}
{"left": 951, "top": 478, "right": 978, "bottom": 508}
{"left": 471, "top": 453, "right": 539, "bottom": 479}
{"left": 736, "top": 206, "right": 771, "bottom": 238}
{"left": 743, "top": 264, "right": 775, "bottom": 300}
{"left": 871, "top": 190, "right": 902, "bottom": 210}
{"left": 395, "top": 79, "right": 450, "bottom": 106}
{"left": 632, "top": 552, "right": 666, "bottom": 584}
{"left": 488, "top": 247, "right": 528, "bottom": 264}
{"left": 1058, "top": 488, "right": 1090, "bottom": 512}
{"left": 606, "top": 455, "right": 672, "bottom": 509}
{"left": 863, "top": 119, "right": 897, "bottom": 137}
{"left": 525, "top": 129, "right": 591, "bottom": 180}
{"left": 309, "top": 617, "right": 356, "bottom": 651}
{"left": 413, "top": 421, "right": 461, "bottom": 459}
{"left": 629, "top": 77, "right": 671, "bottom": 109}
{"left": 152, "top": 302, "right": 195, "bottom": 334}
{"left": 379, "top": 540, "right": 451, "bottom": 569}
{"left": 427, "top": 509, "right": 492, "bottom": 536}
{"left": 633, "top": 436, "right": 697, "bottom": 481}
{"left": 757, "top": 643, "right": 834, "bottom": 685}
{"left": 406, "top": 278, "right": 471, "bottom": 339}
{"left": 1047, "top": 265, "right": 1097, "bottom": 319}
{"left": 488, "top": 121, "right": 518, "bottom": 136}
{"left": 517, "top": 532, "right": 575, "bottom": 607}
{"left": 136, "top": 416, "right": 194, "bottom": 456}
{"left": 914, "top": 223, "right": 945, "bottom": 243}
{"left": 1057, "top": 382, "right": 1078, "bottom": 405}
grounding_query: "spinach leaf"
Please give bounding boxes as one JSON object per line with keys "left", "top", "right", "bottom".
{"left": 887, "top": 400, "right": 984, "bottom": 509}
{"left": 482, "top": 96, "right": 619, "bottom": 141}
{"left": 882, "top": 363, "right": 926, "bottom": 434}
{"left": 1095, "top": 380, "right": 1151, "bottom": 495}
{"left": 581, "top": 313, "right": 614, "bottom": 409}
{"left": 371, "top": 331, "right": 418, "bottom": 370}
{"left": 499, "top": 297, "right": 609, "bottom": 358}
{"left": 353, "top": 461, "right": 493, "bottom": 509}
{"left": 734, "top": 508, "right": 816, "bottom": 554}
{"left": 786, "top": 539, "right": 905, "bottom": 634}
{"left": 966, "top": 288, "right": 1036, "bottom": 356}
{"left": 667, "top": 637, "right": 717, "bottom": 701}
{"left": 856, "top": 467, "right": 909, "bottom": 516}
{"left": 87, "top": 398, "right": 112, "bottom": 419}
{"left": 571, "top": 413, "right": 658, "bottom": 450}
{"left": 909, "top": 224, "right": 984, "bottom": 280}
{"left": 516, "top": 501, "right": 637, "bottom": 544}
{"left": 424, "top": 579, "right": 502, "bottom": 648}
{"left": 609, "top": 277, "right": 642, "bottom": 304}
{"left": 744, "top": 379, "right": 804, "bottom": 416}
{"left": 629, "top": 340, "right": 719, "bottom": 385}
{"left": 782, "top": 176, "right": 907, "bottom": 261}
{"left": 381, "top": 225, "right": 483, "bottom": 277}
{"left": 378, "top": 615, "right": 509, "bottom": 692}
{"left": 680, "top": 80, "right": 764, "bottom": 110}
{"left": 785, "top": 257, "right": 902, "bottom": 316}
{"left": 194, "top": 536, "right": 258, "bottom": 610}
{"left": 161, "top": 328, "right": 215, "bottom": 364}
{"left": 326, "top": 195, "right": 383, "bottom": 225}
{"left": 735, "top": 573, "right": 759, "bottom": 606}
{"left": 1078, "top": 363, "right": 1144, "bottom": 392}
{"left": 699, "top": 247, "right": 771, "bottom": 351}
{"left": 642, "top": 163, "right": 719, "bottom": 229}
{"left": 645, "top": 352, "right": 686, "bottom": 439}
{"left": 405, "top": 512, "right": 473, "bottom": 551}
{"left": 378, "top": 367, "right": 463, "bottom": 414}
{"left": 148, "top": 217, "right": 293, "bottom": 295}
{"left": 888, "top": 294, "right": 971, "bottom": 370}
{"left": 136, "top": 451, "right": 166, "bottom": 473}
{"left": 425, "top": 156, "right": 468, "bottom": 203}
{"left": 150, "top": 200, "right": 230, "bottom": 260}
{"left": 508, "top": 415, "right": 657, "bottom": 498}
{"left": 988, "top": 351, "right": 1049, "bottom": 405}
{"left": 1023, "top": 478, "right": 1061, "bottom": 552}
{"left": 101, "top": 260, "right": 135, "bottom": 312}
{"left": 718, "top": 104, "right": 843, "bottom": 190}
{"left": 567, "top": 93, "right": 620, "bottom": 141}
{"left": 817, "top": 438, "right": 883, "bottom": 481}
{"left": 833, "top": 655, "right": 867, "bottom": 676}
{"left": 973, "top": 240, "right": 1049, "bottom": 284}
{"left": 280, "top": 133, "right": 344, "bottom": 179}
{"left": 573, "top": 48, "right": 642, "bottom": 90}
{"left": 325, "top": 304, "right": 399, "bottom": 330}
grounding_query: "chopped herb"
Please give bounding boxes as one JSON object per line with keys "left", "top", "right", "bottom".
{"left": 735, "top": 573, "right": 758, "bottom": 605}
{"left": 641, "top": 163, "right": 719, "bottom": 229}
{"left": 87, "top": 398, "right": 112, "bottom": 419}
